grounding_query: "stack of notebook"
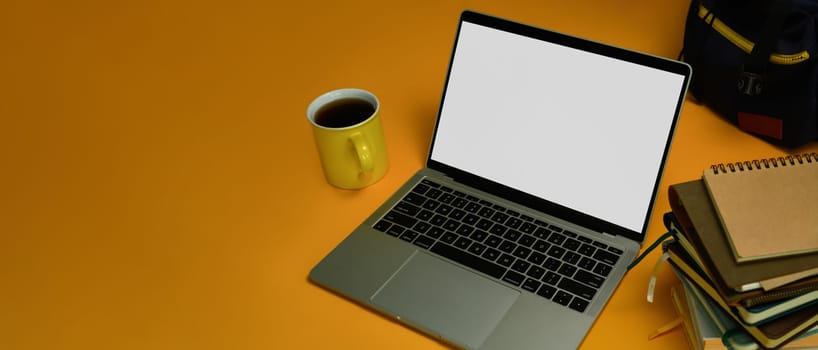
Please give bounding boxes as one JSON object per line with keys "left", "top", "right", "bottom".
{"left": 662, "top": 152, "right": 818, "bottom": 349}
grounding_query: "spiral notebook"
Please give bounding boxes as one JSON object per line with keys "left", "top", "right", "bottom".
{"left": 702, "top": 153, "right": 818, "bottom": 263}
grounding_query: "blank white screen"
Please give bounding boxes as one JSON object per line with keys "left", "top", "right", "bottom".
{"left": 430, "top": 22, "right": 685, "bottom": 233}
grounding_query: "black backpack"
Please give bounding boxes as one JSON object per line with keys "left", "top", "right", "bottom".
{"left": 681, "top": 0, "right": 818, "bottom": 147}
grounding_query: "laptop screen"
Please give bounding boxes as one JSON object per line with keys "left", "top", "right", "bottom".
{"left": 429, "top": 14, "right": 689, "bottom": 238}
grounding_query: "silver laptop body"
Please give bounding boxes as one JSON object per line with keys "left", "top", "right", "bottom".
{"left": 310, "top": 10, "right": 691, "bottom": 350}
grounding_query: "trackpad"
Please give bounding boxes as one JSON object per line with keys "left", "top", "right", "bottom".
{"left": 371, "top": 252, "right": 519, "bottom": 349}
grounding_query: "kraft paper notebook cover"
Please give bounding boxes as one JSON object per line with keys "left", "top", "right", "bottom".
{"left": 664, "top": 210, "right": 818, "bottom": 324}
{"left": 669, "top": 180, "right": 818, "bottom": 302}
{"left": 668, "top": 213, "right": 818, "bottom": 325}
{"left": 702, "top": 153, "right": 818, "bottom": 263}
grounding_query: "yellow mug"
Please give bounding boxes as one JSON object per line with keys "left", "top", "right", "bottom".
{"left": 307, "top": 88, "right": 388, "bottom": 189}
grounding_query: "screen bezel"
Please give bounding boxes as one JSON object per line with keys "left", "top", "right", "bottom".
{"left": 426, "top": 10, "right": 691, "bottom": 243}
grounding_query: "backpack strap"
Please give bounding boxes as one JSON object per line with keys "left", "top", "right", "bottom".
{"left": 739, "top": 0, "right": 793, "bottom": 95}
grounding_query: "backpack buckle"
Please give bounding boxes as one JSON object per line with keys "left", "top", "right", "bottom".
{"left": 738, "top": 71, "right": 764, "bottom": 96}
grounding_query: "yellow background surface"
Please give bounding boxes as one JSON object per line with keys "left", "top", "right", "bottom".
{"left": 3, "top": 0, "right": 818, "bottom": 349}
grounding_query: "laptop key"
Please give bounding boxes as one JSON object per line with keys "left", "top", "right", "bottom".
{"left": 413, "top": 222, "right": 431, "bottom": 234}
{"left": 464, "top": 202, "right": 481, "bottom": 213}
{"left": 543, "top": 257, "right": 561, "bottom": 271}
{"left": 478, "top": 207, "right": 495, "bottom": 218}
{"left": 543, "top": 271, "right": 561, "bottom": 285}
{"left": 578, "top": 243, "right": 596, "bottom": 256}
{"left": 489, "top": 223, "right": 508, "bottom": 236}
{"left": 455, "top": 224, "right": 474, "bottom": 236}
{"left": 430, "top": 214, "right": 447, "bottom": 227}
{"left": 435, "top": 204, "right": 453, "bottom": 215}
{"left": 477, "top": 219, "right": 494, "bottom": 230}
{"left": 608, "top": 246, "right": 624, "bottom": 255}
{"left": 404, "top": 192, "right": 427, "bottom": 206}
{"left": 452, "top": 197, "right": 468, "bottom": 209}
{"left": 575, "top": 269, "right": 605, "bottom": 289}
{"left": 512, "top": 246, "right": 531, "bottom": 259}
{"left": 498, "top": 240, "right": 516, "bottom": 253}
{"left": 412, "top": 183, "right": 430, "bottom": 194}
{"left": 520, "top": 222, "right": 537, "bottom": 234}
{"left": 593, "top": 249, "right": 620, "bottom": 266}
{"left": 420, "top": 179, "right": 439, "bottom": 188}
{"left": 553, "top": 291, "right": 573, "bottom": 306}
{"left": 533, "top": 227, "right": 550, "bottom": 239}
{"left": 526, "top": 266, "right": 546, "bottom": 280}
{"left": 558, "top": 278, "right": 597, "bottom": 301}
{"left": 517, "top": 235, "right": 536, "bottom": 247}
{"left": 384, "top": 211, "right": 418, "bottom": 228}
{"left": 400, "top": 230, "right": 419, "bottom": 242}
{"left": 454, "top": 236, "right": 472, "bottom": 250}
{"left": 548, "top": 224, "right": 564, "bottom": 232}
{"left": 511, "top": 259, "right": 530, "bottom": 274}
{"left": 468, "top": 242, "right": 487, "bottom": 255}
{"left": 527, "top": 252, "right": 546, "bottom": 265}
{"left": 503, "top": 229, "right": 521, "bottom": 242}
{"left": 522, "top": 278, "right": 541, "bottom": 293}
{"left": 482, "top": 248, "right": 501, "bottom": 261}
{"left": 413, "top": 235, "right": 436, "bottom": 249}
{"left": 491, "top": 212, "right": 509, "bottom": 223}
{"left": 441, "top": 232, "right": 458, "bottom": 244}
{"left": 547, "top": 232, "right": 567, "bottom": 245}
{"left": 395, "top": 202, "right": 421, "bottom": 216}
{"left": 578, "top": 257, "right": 596, "bottom": 271}
{"left": 417, "top": 209, "right": 434, "bottom": 221}
{"left": 563, "top": 238, "right": 581, "bottom": 251}
{"left": 422, "top": 199, "right": 440, "bottom": 211}
{"left": 547, "top": 245, "right": 566, "bottom": 259}
{"left": 507, "top": 217, "right": 523, "bottom": 229}
{"left": 430, "top": 242, "right": 505, "bottom": 279}
{"left": 537, "top": 285, "right": 556, "bottom": 299}
{"left": 449, "top": 209, "right": 466, "bottom": 220}
{"left": 387, "top": 225, "right": 405, "bottom": 237}
{"left": 484, "top": 235, "right": 502, "bottom": 248}
{"left": 558, "top": 264, "right": 577, "bottom": 278}
{"left": 427, "top": 227, "right": 444, "bottom": 239}
{"left": 439, "top": 193, "right": 455, "bottom": 204}
{"left": 502, "top": 270, "right": 525, "bottom": 287}
{"left": 470, "top": 230, "right": 488, "bottom": 242}
{"left": 463, "top": 213, "right": 480, "bottom": 225}
{"left": 569, "top": 298, "right": 590, "bottom": 313}
{"left": 443, "top": 219, "right": 460, "bottom": 231}
{"left": 426, "top": 188, "right": 443, "bottom": 199}
{"left": 373, "top": 220, "right": 391, "bottom": 232}
{"left": 593, "top": 263, "right": 613, "bottom": 277}
{"left": 532, "top": 239, "right": 550, "bottom": 253}
{"left": 497, "top": 254, "right": 515, "bottom": 267}
{"left": 563, "top": 251, "right": 581, "bottom": 265}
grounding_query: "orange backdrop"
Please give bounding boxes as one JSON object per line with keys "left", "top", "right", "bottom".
{"left": 3, "top": 0, "right": 818, "bottom": 349}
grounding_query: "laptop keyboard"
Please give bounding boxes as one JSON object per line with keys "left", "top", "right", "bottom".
{"left": 372, "top": 179, "right": 623, "bottom": 313}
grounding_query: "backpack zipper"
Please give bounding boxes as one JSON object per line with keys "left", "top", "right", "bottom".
{"left": 697, "top": 3, "right": 811, "bottom": 65}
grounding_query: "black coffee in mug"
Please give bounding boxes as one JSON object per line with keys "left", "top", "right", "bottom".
{"left": 314, "top": 98, "right": 375, "bottom": 128}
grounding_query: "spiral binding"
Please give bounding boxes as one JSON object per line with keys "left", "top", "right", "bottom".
{"left": 710, "top": 152, "right": 818, "bottom": 174}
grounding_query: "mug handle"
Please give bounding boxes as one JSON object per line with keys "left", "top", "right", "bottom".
{"left": 349, "top": 132, "right": 374, "bottom": 178}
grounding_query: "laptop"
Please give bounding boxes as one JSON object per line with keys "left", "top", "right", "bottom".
{"left": 310, "top": 10, "right": 690, "bottom": 350}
